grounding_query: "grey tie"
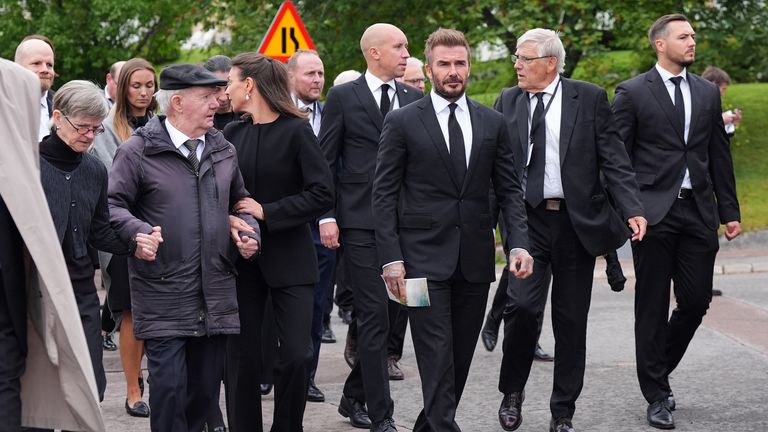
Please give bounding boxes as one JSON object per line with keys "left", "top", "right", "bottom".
{"left": 184, "top": 139, "right": 200, "bottom": 173}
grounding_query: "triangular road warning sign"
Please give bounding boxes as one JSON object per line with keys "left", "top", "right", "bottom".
{"left": 258, "top": 1, "right": 316, "bottom": 62}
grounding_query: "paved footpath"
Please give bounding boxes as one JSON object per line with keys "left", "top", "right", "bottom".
{"left": 99, "top": 233, "right": 768, "bottom": 432}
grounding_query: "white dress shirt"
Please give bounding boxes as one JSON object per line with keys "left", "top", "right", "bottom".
{"left": 39, "top": 94, "right": 50, "bottom": 141}
{"left": 526, "top": 76, "right": 564, "bottom": 199}
{"left": 365, "top": 70, "right": 400, "bottom": 111}
{"left": 430, "top": 91, "right": 472, "bottom": 165}
{"left": 295, "top": 96, "right": 321, "bottom": 137}
{"left": 165, "top": 118, "right": 205, "bottom": 161}
{"left": 655, "top": 63, "right": 692, "bottom": 189}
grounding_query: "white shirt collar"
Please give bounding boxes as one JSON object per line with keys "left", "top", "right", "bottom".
{"left": 528, "top": 75, "right": 561, "bottom": 99}
{"left": 430, "top": 90, "right": 469, "bottom": 114}
{"left": 365, "top": 70, "right": 397, "bottom": 94}
{"left": 293, "top": 94, "right": 315, "bottom": 111}
{"left": 40, "top": 93, "right": 48, "bottom": 109}
{"left": 165, "top": 118, "right": 206, "bottom": 150}
{"left": 655, "top": 63, "right": 688, "bottom": 82}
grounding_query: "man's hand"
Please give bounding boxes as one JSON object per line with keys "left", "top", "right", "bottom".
{"left": 508, "top": 249, "right": 533, "bottom": 279}
{"left": 229, "top": 215, "right": 255, "bottom": 243}
{"left": 134, "top": 226, "right": 163, "bottom": 261}
{"left": 236, "top": 235, "right": 259, "bottom": 259}
{"left": 627, "top": 215, "right": 648, "bottom": 241}
{"left": 320, "top": 221, "right": 340, "bottom": 249}
{"left": 382, "top": 262, "right": 406, "bottom": 303}
{"left": 725, "top": 220, "right": 742, "bottom": 241}
{"left": 234, "top": 197, "right": 264, "bottom": 221}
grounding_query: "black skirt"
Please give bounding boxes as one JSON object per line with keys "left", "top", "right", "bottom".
{"left": 106, "top": 255, "right": 131, "bottom": 312}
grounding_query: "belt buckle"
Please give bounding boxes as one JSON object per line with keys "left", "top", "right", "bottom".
{"left": 677, "top": 188, "right": 691, "bottom": 199}
{"left": 545, "top": 199, "right": 561, "bottom": 211}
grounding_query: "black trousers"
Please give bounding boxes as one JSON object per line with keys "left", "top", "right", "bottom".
{"left": 334, "top": 248, "right": 355, "bottom": 312}
{"left": 633, "top": 198, "right": 718, "bottom": 403}
{"left": 226, "top": 264, "right": 314, "bottom": 432}
{"left": 72, "top": 283, "right": 106, "bottom": 402}
{"left": 341, "top": 229, "right": 393, "bottom": 423}
{"left": 499, "top": 202, "right": 595, "bottom": 420}
{"left": 486, "top": 265, "right": 548, "bottom": 339}
{"left": 387, "top": 302, "right": 408, "bottom": 359}
{"left": 0, "top": 276, "right": 25, "bottom": 432}
{"left": 310, "top": 223, "right": 337, "bottom": 379}
{"left": 144, "top": 334, "right": 226, "bottom": 432}
{"left": 409, "top": 265, "right": 489, "bottom": 432}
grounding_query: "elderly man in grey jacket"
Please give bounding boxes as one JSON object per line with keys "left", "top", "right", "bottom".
{"left": 108, "top": 64, "right": 260, "bottom": 432}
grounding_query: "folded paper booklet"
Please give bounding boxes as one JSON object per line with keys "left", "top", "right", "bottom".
{"left": 384, "top": 277, "right": 431, "bottom": 307}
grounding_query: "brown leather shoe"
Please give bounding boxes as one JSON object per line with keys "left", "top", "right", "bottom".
{"left": 387, "top": 356, "right": 404, "bottom": 380}
{"left": 498, "top": 391, "right": 524, "bottom": 431}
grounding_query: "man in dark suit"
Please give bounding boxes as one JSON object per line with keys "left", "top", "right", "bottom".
{"left": 494, "top": 29, "right": 647, "bottom": 432}
{"left": 612, "top": 14, "right": 741, "bottom": 430}
{"left": 374, "top": 28, "right": 534, "bottom": 432}
{"left": 319, "top": 23, "right": 423, "bottom": 431}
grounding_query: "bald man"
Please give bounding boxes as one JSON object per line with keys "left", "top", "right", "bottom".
{"left": 105, "top": 60, "right": 126, "bottom": 107}
{"left": 14, "top": 36, "right": 56, "bottom": 141}
{"left": 319, "top": 23, "right": 423, "bottom": 432}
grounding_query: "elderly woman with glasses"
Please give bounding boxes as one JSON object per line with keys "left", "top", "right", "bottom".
{"left": 39, "top": 80, "right": 161, "bottom": 403}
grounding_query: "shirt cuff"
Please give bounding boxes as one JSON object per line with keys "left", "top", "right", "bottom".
{"left": 383, "top": 260, "right": 404, "bottom": 269}
{"left": 318, "top": 218, "right": 336, "bottom": 225}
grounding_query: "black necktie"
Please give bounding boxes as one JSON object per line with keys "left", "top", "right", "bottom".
{"left": 380, "top": 83, "right": 391, "bottom": 118}
{"left": 448, "top": 103, "right": 466, "bottom": 185}
{"left": 670, "top": 76, "right": 686, "bottom": 138}
{"left": 184, "top": 139, "right": 200, "bottom": 173}
{"left": 526, "top": 92, "right": 546, "bottom": 207}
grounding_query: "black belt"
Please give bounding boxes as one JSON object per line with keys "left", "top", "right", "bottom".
{"left": 677, "top": 188, "right": 693, "bottom": 200}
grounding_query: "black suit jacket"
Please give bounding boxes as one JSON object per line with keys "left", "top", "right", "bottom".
{"left": 612, "top": 67, "right": 740, "bottom": 228}
{"left": 319, "top": 75, "right": 423, "bottom": 229}
{"left": 225, "top": 116, "right": 334, "bottom": 287}
{"left": 495, "top": 77, "right": 644, "bottom": 257}
{"left": 373, "top": 95, "right": 529, "bottom": 284}
{"left": 0, "top": 196, "right": 26, "bottom": 355}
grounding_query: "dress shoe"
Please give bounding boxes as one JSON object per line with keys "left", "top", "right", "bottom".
{"left": 498, "top": 391, "right": 524, "bottom": 431}
{"left": 534, "top": 343, "right": 554, "bottom": 361}
{"left": 344, "top": 326, "right": 358, "bottom": 368}
{"left": 647, "top": 399, "right": 675, "bottom": 429}
{"left": 338, "top": 395, "right": 371, "bottom": 429}
{"left": 307, "top": 379, "right": 325, "bottom": 402}
{"left": 103, "top": 333, "right": 117, "bottom": 351}
{"left": 260, "top": 383, "right": 273, "bottom": 395}
{"left": 339, "top": 307, "right": 353, "bottom": 324}
{"left": 125, "top": 399, "right": 150, "bottom": 417}
{"left": 605, "top": 256, "right": 627, "bottom": 292}
{"left": 712, "top": 288, "right": 723, "bottom": 296}
{"left": 387, "top": 356, "right": 404, "bottom": 380}
{"left": 481, "top": 320, "right": 499, "bottom": 352}
{"left": 371, "top": 417, "right": 397, "bottom": 432}
{"left": 666, "top": 392, "right": 676, "bottom": 411}
{"left": 322, "top": 324, "right": 337, "bottom": 343}
{"left": 549, "top": 417, "right": 575, "bottom": 432}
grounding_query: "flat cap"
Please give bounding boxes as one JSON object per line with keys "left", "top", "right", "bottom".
{"left": 160, "top": 64, "right": 227, "bottom": 90}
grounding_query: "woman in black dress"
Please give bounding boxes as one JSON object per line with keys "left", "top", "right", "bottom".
{"left": 223, "top": 53, "right": 333, "bottom": 432}
{"left": 39, "top": 80, "right": 161, "bottom": 403}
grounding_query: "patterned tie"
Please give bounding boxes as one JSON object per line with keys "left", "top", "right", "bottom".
{"left": 526, "top": 92, "right": 546, "bottom": 207}
{"left": 448, "top": 103, "right": 466, "bottom": 185}
{"left": 184, "top": 139, "right": 200, "bottom": 173}
{"left": 380, "top": 83, "right": 391, "bottom": 118}
{"left": 670, "top": 76, "right": 686, "bottom": 138}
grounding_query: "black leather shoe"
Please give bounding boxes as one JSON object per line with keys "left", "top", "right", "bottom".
{"left": 125, "top": 399, "right": 150, "bottom": 417}
{"left": 481, "top": 320, "right": 499, "bottom": 352}
{"left": 338, "top": 395, "right": 371, "bottom": 429}
{"left": 666, "top": 392, "right": 676, "bottom": 411}
{"left": 647, "top": 399, "right": 675, "bottom": 429}
{"left": 712, "top": 288, "right": 723, "bottom": 296}
{"left": 605, "top": 253, "right": 626, "bottom": 292}
{"left": 103, "top": 334, "right": 117, "bottom": 351}
{"left": 307, "top": 379, "right": 325, "bottom": 402}
{"left": 339, "top": 308, "right": 353, "bottom": 324}
{"left": 371, "top": 417, "right": 397, "bottom": 432}
{"left": 549, "top": 417, "right": 575, "bottom": 432}
{"left": 322, "top": 324, "right": 337, "bottom": 343}
{"left": 387, "top": 356, "right": 404, "bottom": 380}
{"left": 260, "top": 383, "right": 273, "bottom": 395}
{"left": 498, "top": 391, "right": 524, "bottom": 431}
{"left": 534, "top": 343, "right": 554, "bottom": 361}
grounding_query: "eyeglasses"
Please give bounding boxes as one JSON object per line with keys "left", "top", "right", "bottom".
{"left": 404, "top": 78, "right": 427, "bottom": 86}
{"left": 64, "top": 115, "right": 105, "bottom": 136}
{"left": 511, "top": 54, "right": 553, "bottom": 64}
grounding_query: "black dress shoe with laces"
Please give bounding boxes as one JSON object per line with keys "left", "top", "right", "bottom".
{"left": 125, "top": 399, "right": 150, "bottom": 417}
{"left": 647, "top": 399, "right": 675, "bottom": 429}
{"left": 481, "top": 320, "right": 499, "bottom": 352}
{"left": 666, "top": 392, "right": 676, "bottom": 411}
{"left": 534, "top": 343, "right": 554, "bottom": 361}
{"left": 498, "top": 391, "right": 524, "bottom": 431}
{"left": 549, "top": 417, "right": 575, "bottom": 432}
{"left": 338, "top": 394, "right": 371, "bottom": 429}
{"left": 322, "top": 324, "right": 337, "bottom": 343}
{"left": 307, "top": 379, "right": 325, "bottom": 402}
{"left": 371, "top": 417, "right": 397, "bottom": 432}
{"left": 103, "top": 333, "right": 117, "bottom": 351}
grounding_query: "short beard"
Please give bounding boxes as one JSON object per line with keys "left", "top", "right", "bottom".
{"left": 434, "top": 81, "right": 465, "bottom": 102}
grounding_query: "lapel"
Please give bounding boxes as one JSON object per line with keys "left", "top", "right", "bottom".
{"left": 417, "top": 96, "right": 461, "bottom": 191}
{"left": 463, "top": 98, "right": 484, "bottom": 194}
{"left": 394, "top": 81, "right": 412, "bottom": 106}
{"left": 646, "top": 68, "right": 686, "bottom": 145}
{"left": 558, "top": 78, "right": 578, "bottom": 165}
{"left": 514, "top": 89, "right": 530, "bottom": 164}
{"left": 351, "top": 75, "right": 383, "bottom": 131}
{"left": 687, "top": 73, "right": 703, "bottom": 139}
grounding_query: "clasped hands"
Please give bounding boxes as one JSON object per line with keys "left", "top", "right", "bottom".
{"left": 134, "top": 226, "right": 163, "bottom": 261}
